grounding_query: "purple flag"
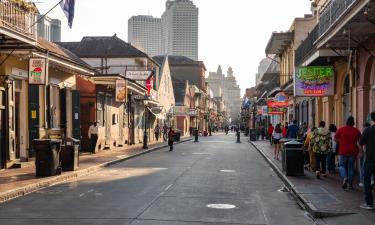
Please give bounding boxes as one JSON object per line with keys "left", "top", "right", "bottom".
{"left": 60, "top": 0, "right": 75, "bottom": 28}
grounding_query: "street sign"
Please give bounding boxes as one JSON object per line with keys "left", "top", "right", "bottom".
{"left": 126, "top": 71, "right": 152, "bottom": 80}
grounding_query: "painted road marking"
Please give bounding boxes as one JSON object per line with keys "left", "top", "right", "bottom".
{"left": 220, "top": 170, "right": 236, "bottom": 173}
{"left": 206, "top": 204, "right": 236, "bottom": 209}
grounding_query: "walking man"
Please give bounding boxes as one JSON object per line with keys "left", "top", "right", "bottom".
{"left": 168, "top": 127, "right": 175, "bottom": 151}
{"left": 287, "top": 120, "right": 299, "bottom": 139}
{"left": 154, "top": 124, "right": 160, "bottom": 141}
{"left": 311, "top": 121, "right": 331, "bottom": 179}
{"left": 335, "top": 116, "right": 361, "bottom": 190}
{"left": 88, "top": 122, "right": 98, "bottom": 153}
{"left": 359, "top": 111, "right": 375, "bottom": 210}
{"left": 163, "top": 124, "right": 168, "bottom": 141}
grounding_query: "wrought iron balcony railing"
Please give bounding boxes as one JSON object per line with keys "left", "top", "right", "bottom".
{"left": 295, "top": 0, "right": 357, "bottom": 66}
{"left": 0, "top": 0, "right": 36, "bottom": 39}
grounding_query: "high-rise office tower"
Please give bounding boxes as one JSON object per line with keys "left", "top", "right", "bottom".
{"left": 162, "top": 0, "right": 198, "bottom": 60}
{"left": 128, "top": 15, "right": 162, "bottom": 56}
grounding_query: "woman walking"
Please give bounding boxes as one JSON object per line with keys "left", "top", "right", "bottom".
{"left": 168, "top": 127, "right": 175, "bottom": 152}
{"left": 272, "top": 124, "right": 282, "bottom": 160}
{"left": 311, "top": 121, "right": 332, "bottom": 179}
{"left": 305, "top": 127, "right": 317, "bottom": 171}
{"left": 327, "top": 124, "right": 337, "bottom": 174}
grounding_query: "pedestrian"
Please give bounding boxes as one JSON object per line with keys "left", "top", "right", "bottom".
{"left": 163, "top": 124, "right": 168, "bottom": 141}
{"left": 225, "top": 126, "right": 229, "bottom": 135}
{"left": 168, "top": 127, "right": 175, "bottom": 151}
{"left": 272, "top": 124, "right": 282, "bottom": 160}
{"left": 304, "top": 127, "right": 317, "bottom": 171}
{"left": 359, "top": 122, "right": 371, "bottom": 187}
{"left": 88, "top": 122, "right": 98, "bottom": 153}
{"left": 260, "top": 125, "right": 266, "bottom": 140}
{"left": 287, "top": 120, "right": 299, "bottom": 139}
{"left": 300, "top": 122, "right": 308, "bottom": 142}
{"left": 154, "top": 124, "right": 160, "bottom": 141}
{"left": 359, "top": 111, "right": 375, "bottom": 210}
{"left": 189, "top": 126, "right": 193, "bottom": 137}
{"left": 282, "top": 122, "right": 288, "bottom": 138}
{"left": 268, "top": 123, "right": 274, "bottom": 146}
{"left": 335, "top": 116, "right": 361, "bottom": 190}
{"left": 327, "top": 124, "right": 337, "bottom": 174}
{"left": 311, "top": 121, "right": 331, "bottom": 179}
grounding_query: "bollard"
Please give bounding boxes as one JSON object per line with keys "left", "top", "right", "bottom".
{"left": 194, "top": 129, "right": 199, "bottom": 142}
{"left": 236, "top": 131, "right": 241, "bottom": 143}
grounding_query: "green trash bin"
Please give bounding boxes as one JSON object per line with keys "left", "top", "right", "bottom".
{"left": 33, "top": 139, "right": 62, "bottom": 177}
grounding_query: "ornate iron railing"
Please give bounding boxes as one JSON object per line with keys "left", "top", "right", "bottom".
{"left": 295, "top": 0, "right": 357, "bottom": 66}
{"left": 0, "top": 0, "right": 36, "bottom": 39}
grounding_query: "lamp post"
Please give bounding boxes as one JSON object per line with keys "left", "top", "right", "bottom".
{"left": 194, "top": 108, "right": 199, "bottom": 142}
{"left": 143, "top": 97, "right": 149, "bottom": 149}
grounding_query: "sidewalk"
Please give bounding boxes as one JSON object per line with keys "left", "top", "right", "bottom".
{"left": 251, "top": 140, "right": 375, "bottom": 223}
{"left": 0, "top": 137, "right": 191, "bottom": 203}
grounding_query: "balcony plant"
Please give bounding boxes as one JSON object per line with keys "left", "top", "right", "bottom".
{"left": 8, "top": 0, "right": 37, "bottom": 13}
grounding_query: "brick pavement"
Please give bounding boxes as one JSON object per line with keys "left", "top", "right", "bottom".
{"left": 0, "top": 138, "right": 191, "bottom": 203}
{"left": 251, "top": 140, "right": 375, "bottom": 222}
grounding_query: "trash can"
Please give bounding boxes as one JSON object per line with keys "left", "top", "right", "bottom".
{"left": 283, "top": 140, "right": 304, "bottom": 176}
{"left": 33, "top": 139, "right": 62, "bottom": 177}
{"left": 249, "top": 129, "right": 257, "bottom": 141}
{"left": 60, "top": 138, "right": 80, "bottom": 171}
{"left": 174, "top": 130, "right": 181, "bottom": 142}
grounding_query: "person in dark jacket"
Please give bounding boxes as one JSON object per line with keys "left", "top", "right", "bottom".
{"left": 168, "top": 127, "right": 175, "bottom": 151}
{"left": 287, "top": 120, "right": 299, "bottom": 139}
{"left": 359, "top": 111, "right": 375, "bottom": 210}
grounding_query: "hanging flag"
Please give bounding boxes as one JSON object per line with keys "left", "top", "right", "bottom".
{"left": 60, "top": 0, "right": 75, "bottom": 28}
{"left": 145, "top": 70, "right": 155, "bottom": 96}
{"left": 242, "top": 97, "right": 251, "bottom": 109}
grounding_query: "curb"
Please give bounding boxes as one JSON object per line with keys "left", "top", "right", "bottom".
{"left": 249, "top": 141, "right": 355, "bottom": 219}
{"left": 0, "top": 138, "right": 192, "bottom": 204}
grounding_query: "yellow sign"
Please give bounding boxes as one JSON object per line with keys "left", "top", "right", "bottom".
{"left": 31, "top": 110, "right": 37, "bottom": 119}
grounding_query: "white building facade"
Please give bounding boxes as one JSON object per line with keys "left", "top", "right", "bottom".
{"left": 37, "top": 14, "right": 61, "bottom": 42}
{"left": 162, "top": 0, "right": 199, "bottom": 60}
{"left": 128, "top": 15, "right": 162, "bottom": 57}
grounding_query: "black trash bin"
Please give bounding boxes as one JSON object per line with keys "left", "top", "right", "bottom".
{"left": 283, "top": 140, "right": 304, "bottom": 176}
{"left": 249, "top": 129, "right": 257, "bottom": 141}
{"left": 174, "top": 130, "right": 181, "bottom": 142}
{"left": 60, "top": 138, "right": 80, "bottom": 171}
{"left": 33, "top": 139, "right": 62, "bottom": 177}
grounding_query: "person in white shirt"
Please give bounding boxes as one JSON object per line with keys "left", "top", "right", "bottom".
{"left": 88, "top": 122, "right": 98, "bottom": 153}
{"left": 272, "top": 124, "right": 283, "bottom": 160}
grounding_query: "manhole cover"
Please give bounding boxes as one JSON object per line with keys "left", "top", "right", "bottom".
{"left": 220, "top": 170, "right": 236, "bottom": 173}
{"left": 207, "top": 204, "right": 236, "bottom": 209}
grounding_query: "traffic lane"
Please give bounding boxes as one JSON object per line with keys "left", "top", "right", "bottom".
{"left": 135, "top": 135, "right": 313, "bottom": 225}
{"left": 0, "top": 141, "right": 199, "bottom": 223}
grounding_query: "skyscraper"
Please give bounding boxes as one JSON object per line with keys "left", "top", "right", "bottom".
{"left": 128, "top": 15, "right": 162, "bottom": 56}
{"left": 162, "top": 0, "right": 199, "bottom": 60}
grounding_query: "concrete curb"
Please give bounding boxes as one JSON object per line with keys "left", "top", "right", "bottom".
{"left": 0, "top": 138, "right": 192, "bottom": 204}
{"left": 249, "top": 141, "right": 355, "bottom": 219}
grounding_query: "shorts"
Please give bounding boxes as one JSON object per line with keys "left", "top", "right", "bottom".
{"left": 273, "top": 139, "right": 280, "bottom": 144}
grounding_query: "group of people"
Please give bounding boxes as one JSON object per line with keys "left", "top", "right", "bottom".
{"left": 154, "top": 124, "right": 176, "bottom": 151}
{"left": 268, "top": 114, "right": 375, "bottom": 210}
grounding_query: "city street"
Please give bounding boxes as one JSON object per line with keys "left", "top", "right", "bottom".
{"left": 0, "top": 133, "right": 313, "bottom": 225}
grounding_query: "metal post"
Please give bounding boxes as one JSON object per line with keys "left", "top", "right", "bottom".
{"left": 143, "top": 107, "right": 148, "bottom": 149}
{"left": 236, "top": 130, "right": 241, "bottom": 143}
{"left": 194, "top": 109, "right": 199, "bottom": 142}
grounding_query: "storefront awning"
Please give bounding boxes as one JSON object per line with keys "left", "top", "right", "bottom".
{"left": 148, "top": 109, "right": 165, "bottom": 120}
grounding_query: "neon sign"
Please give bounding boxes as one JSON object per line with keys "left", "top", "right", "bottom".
{"left": 295, "top": 66, "right": 334, "bottom": 97}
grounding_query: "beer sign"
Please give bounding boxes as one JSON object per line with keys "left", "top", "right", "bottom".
{"left": 115, "top": 80, "right": 127, "bottom": 102}
{"left": 29, "top": 58, "right": 46, "bottom": 84}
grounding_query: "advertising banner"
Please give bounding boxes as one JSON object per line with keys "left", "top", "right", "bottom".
{"left": 125, "top": 71, "right": 152, "bottom": 80}
{"left": 115, "top": 80, "right": 127, "bottom": 102}
{"left": 295, "top": 66, "right": 334, "bottom": 96}
{"left": 29, "top": 58, "right": 46, "bottom": 84}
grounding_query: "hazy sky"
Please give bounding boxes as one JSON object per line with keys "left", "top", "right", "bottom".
{"left": 35, "top": 0, "right": 311, "bottom": 95}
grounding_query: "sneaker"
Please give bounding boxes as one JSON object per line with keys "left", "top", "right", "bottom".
{"left": 360, "top": 204, "right": 374, "bottom": 210}
{"left": 316, "top": 171, "right": 321, "bottom": 179}
{"left": 359, "top": 183, "right": 364, "bottom": 187}
{"left": 342, "top": 179, "right": 348, "bottom": 189}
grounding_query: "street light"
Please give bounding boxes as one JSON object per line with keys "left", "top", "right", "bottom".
{"left": 143, "top": 96, "right": 149, "bottom": 149}
{"left": 194, "top": 108, "right": 200, "bottom": 142}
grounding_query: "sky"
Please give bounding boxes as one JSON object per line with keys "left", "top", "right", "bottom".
{"left": 35, "top": 0, "right": 312, "bottom": 95}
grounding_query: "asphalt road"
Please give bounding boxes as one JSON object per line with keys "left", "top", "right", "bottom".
{"left": 0, "top": 133, "right": 314, "bottom": 225}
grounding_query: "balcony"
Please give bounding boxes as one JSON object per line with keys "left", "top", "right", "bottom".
{"left": 0, "top": 0, "right": 37, "bottom": 40}
{"left": 295, "top": 0, "right": 363, "bottom": 66}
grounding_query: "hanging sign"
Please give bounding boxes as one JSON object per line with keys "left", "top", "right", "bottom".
{"left": 115, "top": 80, "right": 127, "bottom": 102}
{"left": 125, "top": 71, "right": 152, "bottom": 80}
{"left": 29, "top": 58, "right": 46, "bottom": 84}
{"left": 295, "top": 66, "right": 334, "bottom": 96}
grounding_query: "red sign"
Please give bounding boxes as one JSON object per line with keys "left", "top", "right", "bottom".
{"left": 146, "top": 76, "right": 153, "bottom": 96}
{"left": 267, "top": 101, "right": 288, "bottom": 107}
